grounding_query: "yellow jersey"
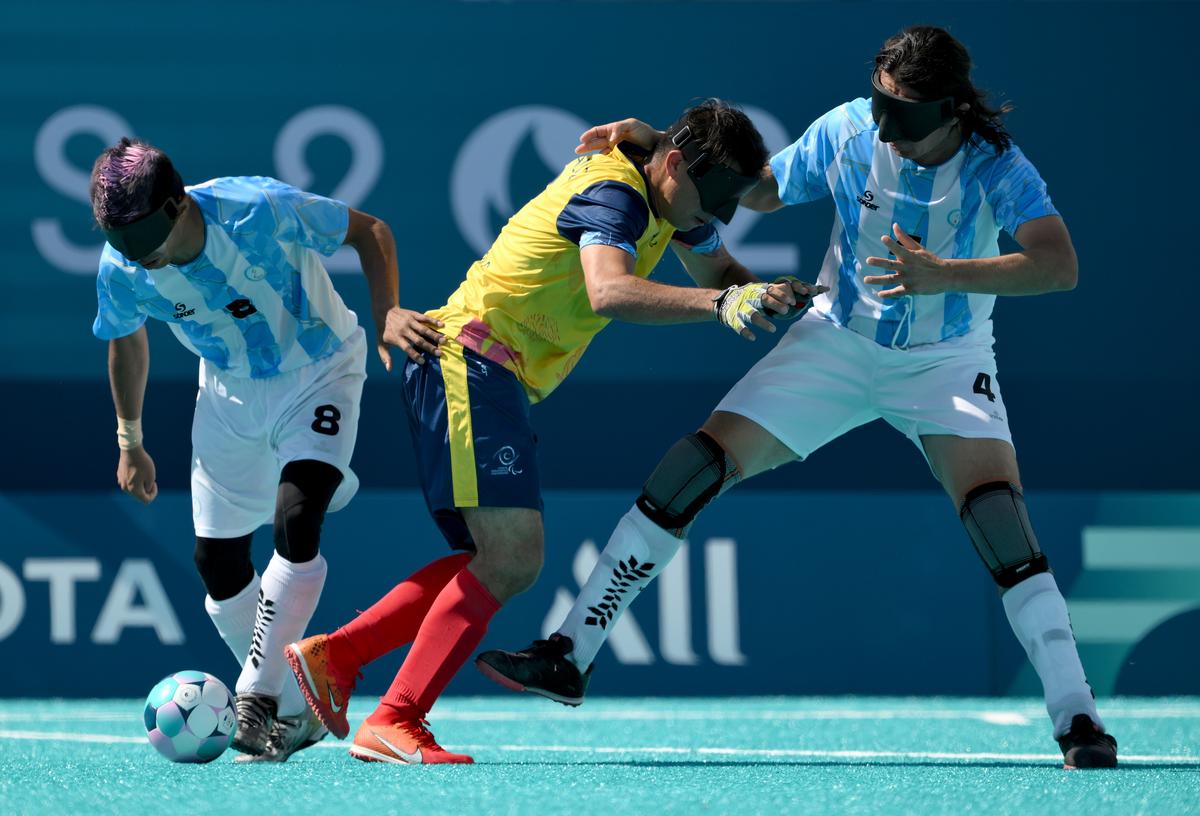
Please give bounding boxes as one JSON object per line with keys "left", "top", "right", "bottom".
{"left": 429, "top": 145, "right": 683, "bottom": 403}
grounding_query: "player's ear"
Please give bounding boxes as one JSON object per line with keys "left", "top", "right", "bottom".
{"left": 665, "top": 148, "right": 685, "bottom": 177}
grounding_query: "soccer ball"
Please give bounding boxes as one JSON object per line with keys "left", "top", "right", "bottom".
{"left": 143, "top": 670, "right": 237, "bottom": 763}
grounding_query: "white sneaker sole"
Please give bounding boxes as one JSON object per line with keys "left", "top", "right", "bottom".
{"left": 349, "top": 744, "right": 419, "bottom": 764}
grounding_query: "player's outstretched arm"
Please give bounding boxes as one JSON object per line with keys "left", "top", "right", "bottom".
{"left": 672, "top": 242, "right": 830, "bottom": 331}
{"left": 740, "top": 165, "right": 786, "bottom": 213}
{"left": 343, "top": 209, "right": 445, "bottom": 369}
{"left": 581, "top": 244, "right": 773, "bottom": 341}
{"left": 108, "top": 327, "right": 157, "bottom": 504}
{"left": 673, "top": 242, "right": 825, "bottom": 316}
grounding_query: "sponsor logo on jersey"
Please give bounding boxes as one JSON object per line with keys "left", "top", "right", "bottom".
{"left": 856, "top": 190, "right": 880, "bottom": 211}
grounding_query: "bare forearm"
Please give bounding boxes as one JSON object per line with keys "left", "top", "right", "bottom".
{"left": 108, "top": 328, "right": 149, "bottom": 420}
{"left": 715, "top": 256, "right": 760, "bottom": 289}
{"left": 349, "top": 218, "right": 400, "bottom": 326}
{"left": 944, "top": 248, "right": 1078, "bottom": 296}
{"left": 591, "top": 275, "right": 719, "bottom": 324}
{"left": 740, "top": 166, "right": 785, "bottom": 213}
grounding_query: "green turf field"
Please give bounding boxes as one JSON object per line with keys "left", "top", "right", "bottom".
{"left": 1, "top": 697, "right": 1197, "bottom": 815}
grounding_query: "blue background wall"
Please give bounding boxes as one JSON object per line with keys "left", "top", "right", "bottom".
{"left": 1, "top": 1, "right": 1197, "bottom": 697}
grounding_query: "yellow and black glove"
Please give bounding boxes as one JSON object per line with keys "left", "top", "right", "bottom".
{"left": 713, "top": 283, "right": 770, "bottom": 335}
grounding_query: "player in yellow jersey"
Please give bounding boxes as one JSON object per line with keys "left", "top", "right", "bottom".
{"left": 286, "top": 100, "right": 823, "bottom": 764}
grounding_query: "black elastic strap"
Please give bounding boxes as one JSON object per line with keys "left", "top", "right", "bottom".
{"left": 959, "top": 480, "right": 1050, "bottom": 589}
{"left": 636, "top": 430, "right": 739, "bottom": 536}
{"left": 194, "top": 534, "right": 254, "bottom": 601}
{"left": 273, "top": 459, "right": 343, "bottom": 563}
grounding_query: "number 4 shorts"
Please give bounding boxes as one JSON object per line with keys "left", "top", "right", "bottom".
{"left": 714, "top": 314, "right": 1012, "bottom": 462}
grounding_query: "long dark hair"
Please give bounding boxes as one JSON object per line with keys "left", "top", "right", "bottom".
{"left": 874, "top": 25, "right": 1013, "bottom": 152}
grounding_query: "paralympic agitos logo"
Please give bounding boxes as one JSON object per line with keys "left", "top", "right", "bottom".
{"left": 450, "top": 106, "right": 589, "bottom": 256}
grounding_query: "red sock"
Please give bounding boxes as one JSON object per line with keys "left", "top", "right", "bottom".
{"left": 328, "top": 553, "right": 472, "bottom": 671}
{"left": 368, "top": 567, "right": 501, "bottom": 723}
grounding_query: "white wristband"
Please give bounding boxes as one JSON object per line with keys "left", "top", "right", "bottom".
{"left": 117, "top": 417, "right": 143, "bottom": 451}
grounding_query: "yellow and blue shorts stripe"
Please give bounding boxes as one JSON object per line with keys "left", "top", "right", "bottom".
{"left": 402, "top": 345, "right": 542, "bottom": 551}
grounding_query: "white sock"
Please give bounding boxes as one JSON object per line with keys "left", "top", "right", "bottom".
{"left": 205, "top": 573, "right": 260, "bottom": 667}
{"left": 558, "top": 505, "right": 682, "bottom": 671}
{"left": 206, "top": 572, "right": 309, "bottom": 717}
{"left": 236, "top": 552, "right": 327, "bottom": 704}
{"left": 1003, "top": 571, "right": 1103, "bottom": 737}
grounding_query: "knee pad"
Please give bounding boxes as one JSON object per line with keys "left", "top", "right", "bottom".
{"left": 274, "top": 459, "right": 343, "bottom": 563}
{"left": 960, "top": 481, "right": 1050, "bottom": 589}
{"left": 635, "top": 431, "right": 740, "bottom": 535}
{"left": 193, "top": 534, "right": 254, "bottom": 600}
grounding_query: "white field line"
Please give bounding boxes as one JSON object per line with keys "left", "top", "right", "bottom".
{"left": 7, "top": 706, "right": 1200, "bottom": 724}
{"left": 0, "top": 709, "right": 1034, "bottom": 725}
{"left": 0, "top": 712, "right": 145, "bottom": 723}
{"left": 452, "top": 745, "right": 1200, "bottom": 764}
{"left": 0, "top": 730, "right": 1195, "bottom": 764}
{"left": 433, "top": 710, "right": 1041, "bottom": 724}
{"left": 0, "top": 730, "right": 145, "bottom": 744}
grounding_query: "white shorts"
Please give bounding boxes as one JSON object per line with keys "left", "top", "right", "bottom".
{"left": 191, "top": 328, "right": 368, "bottom": 538}
{"left": 715, "top": 315, "right": 1012, "bottom": 462}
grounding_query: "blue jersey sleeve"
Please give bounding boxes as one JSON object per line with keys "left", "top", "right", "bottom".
{"left": 557, "top": 181, "right": 649, "bottom": 258}
{"left": 984, "top": 147, "right": 1060, "bottom": 236}
{"left": 769, "top": 107, "right": 842, "bottom": 206}
{"left": 266, "top": 181, "right": 350, "bottom": 256}
{"left": 93, "top": 253, "right": 147, "bottom": 340}
{"left": 672, "top": 222, "right": 722, "bottom": 255}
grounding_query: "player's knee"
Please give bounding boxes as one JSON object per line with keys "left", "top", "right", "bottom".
{"left": 273, "top": 460, "right": 343, "bottom": 563}
{"left": 476, "top": 537, "right": 543, "bottom": 596}
{"left": 959, "top": 480, "right": 1051, "bottom": 589}
{"left": 502, "top": 539, "right": 544, "bottom": 594}
{"left": 635, "top": 431, "right": 741, "bottom": 536}
{"left": 507, "top": 561, "right": 542, "bottom": 596}
{"left": 193, "top": 534, "right": 254, "bottom": 600}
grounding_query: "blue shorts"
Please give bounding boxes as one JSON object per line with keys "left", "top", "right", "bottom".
{"left": 402, "top": 345, "right": 542, "bottom": 551}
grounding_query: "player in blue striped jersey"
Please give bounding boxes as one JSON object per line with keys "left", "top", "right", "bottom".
{"left": 478, "top": 26, "right": 1118, "bottom": 769}
{"left": 89, "top": 138, "right": 442, "bottom": 761}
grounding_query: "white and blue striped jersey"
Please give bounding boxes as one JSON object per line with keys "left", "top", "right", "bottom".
{"left": 771, "top": 98, "right": 1058, "bottom": 349}
{"left": 93, "top": 177, "right": 358, "bottom": 379}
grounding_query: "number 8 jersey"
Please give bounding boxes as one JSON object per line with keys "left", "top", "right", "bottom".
{"left": 93, "top": 177, "right": 359, "bottom": 379}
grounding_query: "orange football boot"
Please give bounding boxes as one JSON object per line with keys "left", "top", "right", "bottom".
{"left": 285, "top": 634, "right": 358, "bottom": 739}
{"left": 349, "top": 718, "right": 473, "bottom": 765}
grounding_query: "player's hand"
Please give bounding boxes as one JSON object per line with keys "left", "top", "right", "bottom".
{"left": 762, "top": 276, "right": 828, "bottom": 320}
{"left": 576, "top": 119, "right": 662, "bottom": 155}
{"left": 864, "top": 223, "right": 954, "bottom": 299}
{"left": 714, "top": 283, "right": 778, "bottom": 341}
{"left": 117, "top": 447, "right": 158, "bottom": 504}
{"left": 379, "top": 306, "right": 445, "bottom": 368}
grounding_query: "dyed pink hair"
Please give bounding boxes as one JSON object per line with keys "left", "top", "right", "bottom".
{"left": 90, "top": 137, "right": 180, "bottom": 227}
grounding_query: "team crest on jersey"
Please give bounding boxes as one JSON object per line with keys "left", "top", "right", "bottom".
{"left": 245, "top": 265, "right": 266, "bottom": 281}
